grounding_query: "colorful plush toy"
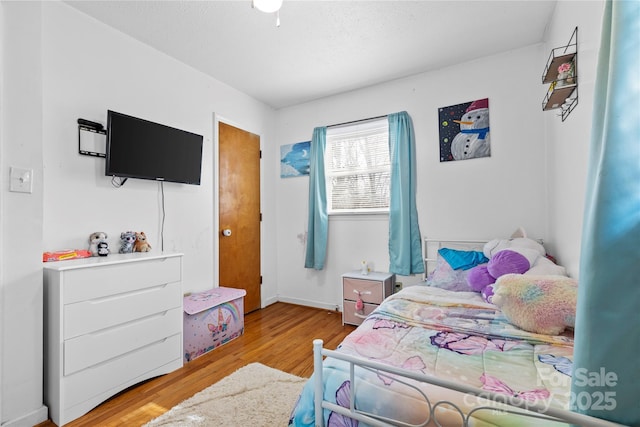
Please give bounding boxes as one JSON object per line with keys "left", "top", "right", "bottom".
{"left": 133, "top": 231, "right": 152, "bottom": 252}
{"left": 492, "top": 274, "right": 578, "bottom": 335}
{"left": 467, "top": 228, "right": 566, "bottom": 302}
{"left": 119, "top": 231, "right": 136, "bottom": 254}
{"left": 88, "top": 232, "right": 109, "bottom": 257}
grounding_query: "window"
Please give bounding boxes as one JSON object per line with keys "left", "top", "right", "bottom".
{"left": 325, "top": 117, "right": 390, "bottom": 214}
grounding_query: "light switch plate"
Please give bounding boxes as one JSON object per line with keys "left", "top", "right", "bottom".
{"left": 9, "top": 167, "right": 33, "bottom": 193}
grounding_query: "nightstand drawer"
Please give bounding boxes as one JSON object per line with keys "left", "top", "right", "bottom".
{"left": 343, "top": 278, "right": 384, "bottom": 304}
{"left": 343, "top": 300, "right": 378, "bottom": 326}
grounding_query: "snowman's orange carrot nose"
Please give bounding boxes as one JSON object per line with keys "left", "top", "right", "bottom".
{"left": 454, "top": 120, "right": 474, "bottom": 125}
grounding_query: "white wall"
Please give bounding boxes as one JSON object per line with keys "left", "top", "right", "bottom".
{"left": 1, "top": 1, "right": 278, "bottom": 424}
{"left": 1, "top": 3, "right": 4, "bottom": 423}
{"left": 275, "top": 44, "right": 549, "bottom": 310}
{"left": 41, "top": 2, "right": 277, "bottom": 298}
{"left": 1, "top": 2, "right": 48, "bottom": 425}
{"left": 543, "top": 1, "right": 605, "bottom": 278}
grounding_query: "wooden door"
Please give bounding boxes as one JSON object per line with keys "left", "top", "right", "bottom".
{"left": 218, "top": 122, "right": 261, "bottom": 313}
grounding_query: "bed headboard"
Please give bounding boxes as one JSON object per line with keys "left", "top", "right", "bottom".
{"left": 423, "top": 237, "right": 545, "bottom": 280}
{"left": 423, "top": 238, "right": 488, "bottom": 280}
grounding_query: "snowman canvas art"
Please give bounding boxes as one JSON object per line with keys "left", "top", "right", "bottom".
{"left": 438, "top": 98, "right": 491, "bottom": 162}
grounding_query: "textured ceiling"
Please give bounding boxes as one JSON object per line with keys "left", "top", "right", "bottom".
{"left": 65, "top": 0, "right": 557, "bottom": 109}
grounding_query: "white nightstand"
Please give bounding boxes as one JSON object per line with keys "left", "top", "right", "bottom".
{"left": 342, "top": 271, "right": 395, "bottom": 326}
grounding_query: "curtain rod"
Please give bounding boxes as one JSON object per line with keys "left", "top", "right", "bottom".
{"left": 327, "top": 114, "right": 387, "bottom": 128}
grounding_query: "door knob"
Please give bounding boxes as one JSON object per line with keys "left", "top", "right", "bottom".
{"left": 222, "top": 229, "right": 232, "bottom": 237}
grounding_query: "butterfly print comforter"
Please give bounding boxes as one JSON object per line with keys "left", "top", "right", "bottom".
{"left": 290, "top": 286, "right": 574, "bottom": 427}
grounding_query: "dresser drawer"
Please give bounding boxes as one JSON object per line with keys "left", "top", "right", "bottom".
{"left": 62, "top": 256, "right": 181, "bottom": 304}
{"left": 343, "top": 278, "right": 384, "bottom": 304}
{"left": 64, "top": 307, "right": 183, "bottom": 376}
{"left": 63, "top": 333, "right": 182, "bottom": 409}
{"left": 343, "top": 300, "right": 378, "bottom": 326}
{"left": 64, "top": 280, "right": 182, "bottom": 339}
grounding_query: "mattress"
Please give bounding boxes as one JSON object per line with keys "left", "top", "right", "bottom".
{"left": 290, "top": 285, "right": 575, "bottom": 427}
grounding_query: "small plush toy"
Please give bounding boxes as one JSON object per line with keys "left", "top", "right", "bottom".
{"left": 354, "top": 290, "right": 364, "bottom": 313}
{"left": 133, "top": 231, "right": 152, "bottom": 252}
{"left": 467, "top": 228, "right": 566, "bottom": 302}
{"left": 97, "top": 241, "right": 109, "bottom": 256}
{"left": 119, "top": 231, "right": 136, "bottom": 254}
{"left": 88, "top": 232, "right": 108, "bottom": 257}
{"left": 492, "top": 274, "right": 578, "bottom": 335}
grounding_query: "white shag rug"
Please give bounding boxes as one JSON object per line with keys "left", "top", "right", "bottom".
{"left": 144, "top": 363, "right": 307, "bottom": 426}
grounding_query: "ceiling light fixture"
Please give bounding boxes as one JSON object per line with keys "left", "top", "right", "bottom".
{"left": 252, "top": 0, "right": 282, "bottom": 13}
{"left": 252, "top": 0, "right": 283, "bottom": 26}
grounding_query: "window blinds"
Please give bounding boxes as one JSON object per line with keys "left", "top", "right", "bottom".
{"left": 325, "top": 118, "right": 390, "bottom": 213}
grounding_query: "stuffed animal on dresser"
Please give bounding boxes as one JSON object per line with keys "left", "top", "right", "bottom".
{"left": 119, "top": 231, "right": 137, "bottom": 254}
{"left": 88, "top": 232, "right": 109, "bottom": 257}
{"left": 133, "top": 231, "right": 152, "bottom": 252}
{"left": 97, "top": 241, "right": 109, "bottom": 256}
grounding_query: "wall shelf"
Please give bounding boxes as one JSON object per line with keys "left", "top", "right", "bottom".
{"left": 543, "top": 84, "right": 577, "bottom": 111}
{"left": 542, "top": 27, "right": 578, "bottom": 121}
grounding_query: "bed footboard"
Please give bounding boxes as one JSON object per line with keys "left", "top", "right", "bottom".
{"left": 312, "top": 339, "right": 626, "bottom": 427}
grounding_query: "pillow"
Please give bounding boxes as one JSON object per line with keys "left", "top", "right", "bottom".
{"left": 438, "top": 248, "right": 488, "bottom": 271}
{"left": 526, "top": 256, "right": 568, "bottom": 276}
{"left": 492, "top": 274, "right": 578, "bottom": 335}
{"left": 487, "top": 249, "right": 530, "bottom": 278}
{"left": 426, "top": 255, "right": 486, "bottom": 292}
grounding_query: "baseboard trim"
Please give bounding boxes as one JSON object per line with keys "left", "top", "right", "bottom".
{"left": 275, "top": 296, "right": 340, "bottom": 312}
{"left": 2, "top": 405, "right": 48, "bottom": 427}
{"left": 262, "top": 295, "right": 278, "bottom": 308}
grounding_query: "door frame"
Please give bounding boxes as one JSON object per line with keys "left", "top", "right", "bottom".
{"left": 212, "top": 113, "right": 263, "bottom": 307}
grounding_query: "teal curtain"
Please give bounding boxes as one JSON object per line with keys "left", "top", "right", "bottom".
{"left": 573, "top": 1, "right": 640, "bottom": 425}
{"left": 388, "top": 112, "right": 424, "bottom": 275}
{"left": 304, "top": 127, "right": 328, "bottom": 270}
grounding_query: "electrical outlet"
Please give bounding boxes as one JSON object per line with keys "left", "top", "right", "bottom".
{"left": 395, "top": 282, "right": 403, "bottom": 292}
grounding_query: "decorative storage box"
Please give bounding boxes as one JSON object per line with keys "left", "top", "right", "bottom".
{"left": 183, "top": 287, "right": 246, "bottom": 362}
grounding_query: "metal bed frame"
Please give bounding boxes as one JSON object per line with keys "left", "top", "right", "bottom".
{"left": 311, "top": 237, "right": 625, "bottom": 427}
{"left": 423, "top": 238, "right": 489, "bottom": 280}
{"left": 312, "top": 339, "right": 626, "bottom": 427}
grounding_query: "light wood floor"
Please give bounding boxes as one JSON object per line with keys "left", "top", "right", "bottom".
{"left": 37, "top": 302, "right": 355, "bottom": 427}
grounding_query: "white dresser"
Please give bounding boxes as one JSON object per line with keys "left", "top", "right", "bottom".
{"left": 43, "top": 252, "right": 184, "bottom": 426}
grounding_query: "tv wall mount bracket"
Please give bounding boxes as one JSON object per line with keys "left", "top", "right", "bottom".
{"left": 77, "top": 118, "right": 106, "bottom": 157}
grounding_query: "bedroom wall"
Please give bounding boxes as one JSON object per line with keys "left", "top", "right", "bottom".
{"left": 1, "top": 3, "right": 4, "bottom": 423}
{"left": 274, "top": 44, "right": 548, "bottom": 310}
{"left": 543, "top": 0, "right": 605, "bottom": 278}
{"left": 1, "top": 2, "right": 48, "bottom": 425}
{"left": 41, "top": 1, "right": 277, "bottom": 299}
{"left": 1, "top": 1, "right": 278, "bottom": 424}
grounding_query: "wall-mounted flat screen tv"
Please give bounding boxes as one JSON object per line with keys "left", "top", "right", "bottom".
{"left": 106, "top": 110, "right": 203, "bottom": 185}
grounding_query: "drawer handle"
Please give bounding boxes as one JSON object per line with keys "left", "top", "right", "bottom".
{"left": 353, "top": 312, "right": 368, "bottom": 319}
{"left": 83, "top": 283, "right": 172, "bottom": 304}
{"left": 353, "top": 289, "right": 371, "bottom": 312}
